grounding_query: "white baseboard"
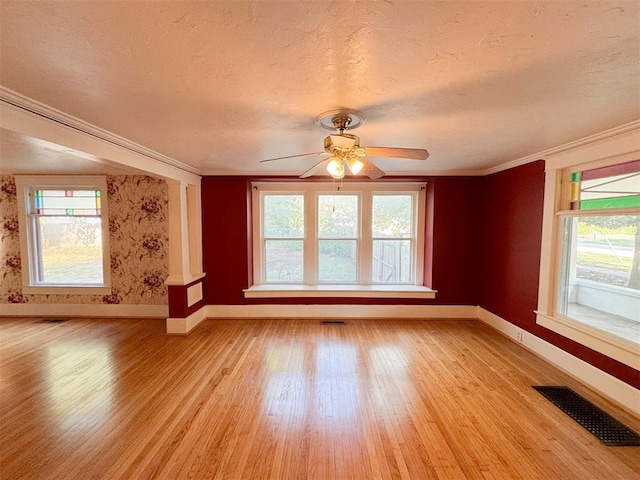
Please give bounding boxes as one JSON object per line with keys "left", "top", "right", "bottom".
{"left": 206, "top": 304, "right": 477, "bottom": 319}
{"left": 166, "top": 306, "right": 208, "bottom": 335}
{"left": 477, "top": 307, "right": 640, "bottom": 417}
{"left": 165, "top": 304, "right": 477, "bottom": 336}
{"left": 0, "top": 303, "right": 168, "bottom": 318}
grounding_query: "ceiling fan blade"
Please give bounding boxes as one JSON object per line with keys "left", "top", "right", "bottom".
{"left": 363, "top": 147, "right": 429, "bottom": 160}
{"left": 260, "top": 152, "right": 325, "bottom": 163}
{"left": 300, "top": 158, "right": 331, "bottom": 178}
{"left": 360, "top": 158, "right": 385, "bottom": 179}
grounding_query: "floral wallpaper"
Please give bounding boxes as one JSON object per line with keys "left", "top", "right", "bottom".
{"left": 0, "top": 175, "right": 169, "bottom": 305}
{"left": 1, "top": 177, "right": 21, "bottom": 304}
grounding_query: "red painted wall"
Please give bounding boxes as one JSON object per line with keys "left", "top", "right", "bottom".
{"left": 201, "top": 177, "right": 252, "bottom": 305}
{"left": 201, "top": 176, "right": 482, "bottom": 306}
{"left": 478, "top": 161, "right": 545, "bottom": 327}
{"left": 429, "top": 177, "right": 482, "bottom": 305}
{"left": 478, "top": 160, "right": 638, "bottom": 388}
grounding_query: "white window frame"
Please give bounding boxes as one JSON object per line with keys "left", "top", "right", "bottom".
{"left": 246, "top": 181, "right": 434, "bottom": 299}
{"left": 535, "top": 128, "right": 640, "bottom": 370}
{"left": 14, "top": 175, "right": 111, "bottom": 294}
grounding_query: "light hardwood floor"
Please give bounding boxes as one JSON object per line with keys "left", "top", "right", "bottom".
{"left": 1, "top": 317, "right": 639, "bottom": 480}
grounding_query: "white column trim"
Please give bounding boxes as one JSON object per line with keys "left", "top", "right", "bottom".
{"left": 164, "top": 272, "right": 206, "bottom": 287}
{"left": 187, "top": 182, "right": 204, "bottom": 277}
{"left": 166, "top": 306, "right": 208, "bottom": 335}
{"left": 166, "top": 180, "right": 192, "bottom": 284}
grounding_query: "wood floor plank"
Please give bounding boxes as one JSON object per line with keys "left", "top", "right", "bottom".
{"left": 1, "top": 317, "right": 639, "bottom": 480}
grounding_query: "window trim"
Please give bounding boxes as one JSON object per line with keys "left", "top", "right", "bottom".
{"left": 247, "top": 181, "right": 434, "bottom": 299}
{"left": 14, "top": 175, "right": 111, "bottom": 294}
{"left": 535, "top": 129, "right": 640, "bottom": 370}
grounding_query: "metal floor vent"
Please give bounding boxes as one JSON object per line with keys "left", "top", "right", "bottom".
{"left": 533, "top": 386, "right": 640, "bottom": 446}
{"left": 321, "top": 320, "right": 346, "bottom": 325}
{"left": 42, "top": 318, "right": 68, "bottom": 324}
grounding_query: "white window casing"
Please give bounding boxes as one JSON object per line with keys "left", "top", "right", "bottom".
{"left": 247, "top": 181, "right": 434, "bottom": 299}
{"left": 535, "top": 127, "right": 640, "bottom": 370}
{"left": 14, "top": 175, "right": 111, "bottom": 294}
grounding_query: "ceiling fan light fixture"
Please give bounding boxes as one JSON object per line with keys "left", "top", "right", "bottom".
{"left": 326, "top": 157, "right": 345, "bottom": 179}
{"left": 262, "top": 109, "right": 429, "bottom": 179}
{"left": 346, "top": 156, "right": 364, "bottom": 175}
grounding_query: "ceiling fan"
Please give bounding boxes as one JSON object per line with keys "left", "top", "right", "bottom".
{"left": 260, "top": 109, "right": 429, "bottom": 179}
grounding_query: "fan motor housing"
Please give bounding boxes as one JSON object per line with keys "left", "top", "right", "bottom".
{"left": 324, "top": 134, "right": 360, "bottom": 155}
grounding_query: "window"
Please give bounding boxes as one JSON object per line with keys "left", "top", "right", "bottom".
{"left": 556, "top": 161, "right": 639, "bottom": 338}
{"left": 536, "top": 141, "right": 640, "bottom": 369}
{"left": 249, "top": 182, "right": 432, "bottom": 298}
{"left": 15, "top": 176, "right": 111, "bottom": 293}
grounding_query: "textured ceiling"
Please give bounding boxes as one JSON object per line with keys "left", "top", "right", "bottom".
{"left": 1, "top": 0, "right": 639, "bottom": 177}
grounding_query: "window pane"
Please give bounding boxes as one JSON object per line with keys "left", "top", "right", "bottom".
{"left": 35, "top": 189, "right": 101, "bottom": 216}
{"left": 318, "top": 240, "right": 357, "bottom": 282}
{"left": 265, "top": 239, "right": 303, "bottom": 282}
{"left": 35, "top": 216, "right": 104, "bottom": 284}
{"left": 372, "top": 240, "right": 412, "bottom": 283}
{"left": 318, "top": 195, "right": 358, "bottom": 238}
{"left": 264, "top": 195, "right": 304, "bottom": 238}
{"left": 557, "top": 215, "right": 639, "bottom": 340}
{"left": 372, "top": 195, "right": 412, "bottom": 238}
{"left": 570, "top": 160, "right": 640, "bottom": 210}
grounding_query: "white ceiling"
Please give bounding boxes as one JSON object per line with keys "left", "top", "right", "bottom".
{"left": 1, "top": 0, "right": 639, "bottom": 178}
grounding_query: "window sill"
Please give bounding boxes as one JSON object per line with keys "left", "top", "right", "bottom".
{"left": 535, "top": 311, "right": 639, "bottom": 370}
{"left": 244, "top": 284, "right": 437, "bottom": 299}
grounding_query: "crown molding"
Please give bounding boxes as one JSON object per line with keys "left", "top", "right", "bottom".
{"left": 199, "top": 168, "right": 487, "bottom": 177}
{"left": 0, "top": 86, "right": 201, "bottom": 176}
{"left": 482, "top": 120, "right": 640, "bottom": 176}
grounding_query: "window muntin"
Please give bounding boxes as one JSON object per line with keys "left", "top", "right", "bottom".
{"left": 32, "top": 188, "right": 102, "bottom": 215}
{"left": 253, "top": 182, "right": 425, "bottom": 287}
{"left": 15, "top": 176, "right": 110, "bottom": 292}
